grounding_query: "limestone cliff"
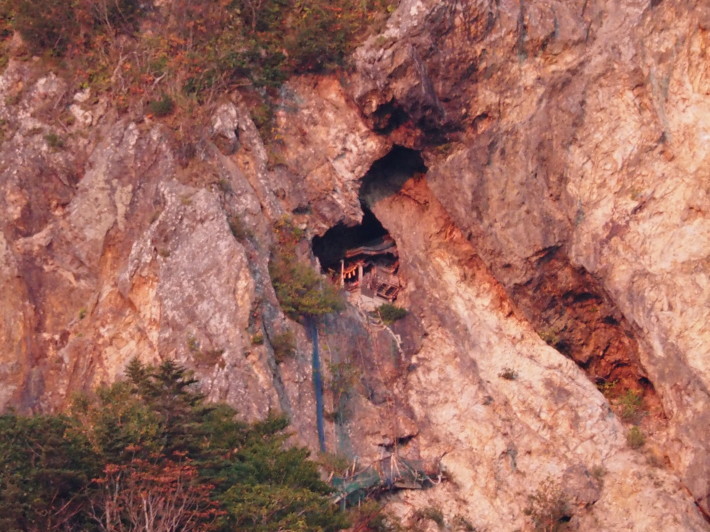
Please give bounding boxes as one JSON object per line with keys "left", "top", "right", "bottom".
{"left": 0, "top": 0, "right": 708, "bottom": 529}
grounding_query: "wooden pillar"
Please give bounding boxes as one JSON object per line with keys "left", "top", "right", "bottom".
{"left": 358, "top": 263, "right": 363, "bottom": 294}
{"left": 340, "top": 260, "right": 344, "bottom": 287}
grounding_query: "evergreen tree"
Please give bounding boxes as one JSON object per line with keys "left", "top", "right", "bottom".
{"left": 0, "top": 414, "right": 99, "bottom": 531}
{"left": 0, "top": 359, "right": 349, "bottom": 531}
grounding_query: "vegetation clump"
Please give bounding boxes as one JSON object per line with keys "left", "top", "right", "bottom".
{"left": 271, "top": 329, "right": 296, "bottom": 363}
{"left": 596, "top": 378, "right": 618, "bottom": 398}
{"left": 349, "top": 500, "right": 404, "bottom": 531}
{"left": 6, "top": 0, "right": 142, "bottom": 55}
{"left": 376, "top": 303, "right": 407, "bottom": 325}
{"left": 524, "top": 478, "right": 572, "bottom": 532}
{"left": 0, "top": 358, "right": 349, "bottom": 531}
{"left": 414, "top": 505, "right": 446, "bottom": 528}
{"left": 328, "top": 360, "right": 360, "bottom": 398}
{"left": 9, "top": 0, "right": 78, "bottom": 55}
{"left": 44, "top": 131, "right": 64, "bottom": 149}
{"left": 617, "top": 389, "right": 644, "bottom": 422}
{"left": 228, "top": 214, "right": 251, "bottom": 241}
{"left": 269, "top": 218, "right": 344, "bottom": 319}
{"left": 499, "top": 367, "right": 518, "bottom": 380}
{"left": 627, "top": 426, "right": 645, "bottom": 449}
{"left": 148, "top": 93, "right": 175, "bottom": 117}
{"left": 1, "top": 0, "right": 395, "bottom": 115}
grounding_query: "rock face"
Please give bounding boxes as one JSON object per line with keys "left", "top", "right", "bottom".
{"left": 0, "top": 0, "right": 708, "bottom": 529}
{"left": 351, "top": 0, "right": 710, "bottom": 519}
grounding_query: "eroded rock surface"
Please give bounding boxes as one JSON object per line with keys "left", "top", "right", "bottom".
{"left": 0, "top": 0, "right": 708, "bottom": 528}
{"left": 352, "top": 0, "right": 710, "bottom": 517}
{"left": 364, "top": 176, "right": 706, "bottom": 530}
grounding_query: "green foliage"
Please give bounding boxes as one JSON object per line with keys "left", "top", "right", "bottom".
{"left": 143, "top": 0, "right": 394, "bottom": 98}
{"left": 269, "top": 218, "right": 344, "bottom": 319}
{"left": 596, "top": 379, "right": 618, "bottom": 398}
{"left": 453, "top": 514, "right": 477, "bottom": 531}
{"left": 2, "top": 358, "right": 346, "bottom": 531}
{"left": 0, "top": 5, "right": 11, "bottom": 71}
{"left": 539, "top": 328, "right": 561, "bottom": 347}
{"left": 185, "top": 334, "right": 225, "bottom": 366}
{"left": 349, "top": 500, "right": 404, "bottom": 531}
{"left": 148, "top": 93, "right": 175, "bottom": 117}
{"left": 271, "top": 329, "right": 296, "bottom": 363}
{"left": 217, "top": 178, "right": 233, "bottom": 193}
{"left": 618, "top": 389, "right": 644, "bottom": 422}
{"left": 2, "top": 0, "right": 395, "bottom": 121}
{"left": 287, "top": 2, "right": 351, "bottom": 73}
{"left": 207, "top": 414, "right": 348, "bottom": 531}
{"left": 71, "top": 380, "right": 164, "bottom": 462}
{"left": 125, "top": 359, "right": 211, "bottom": 455}
{"left": 221, "top": 482, "right": 348, "bottom": 531}
{"left": 327, "top": 360, "right": 360, "bottom": 424}
{"left": 328, "top": 360, "right": 360, "bottom": 398}
{"left": 590, "top": 464, "right": 607, "bottom": 483}
{"left": 317, "top": 451, "right": 351, "bottom": 476}
{"left": 251, "top": 101, "right": 274, "bottom": 136}
{"left": 9, "top": 0, "right": 77, "bottom": 54}
{"left": 377, "top": 303, "right": 408, "bottom": 325}
{"left": 209, "top": 0, "right": 396, "bottom": 86}
{"left": 194, "top": 347, "right": 225, "bottom": 367}
{"left": 187, "top": 334, "right": 200, "bottom": 352}
{"left": 270, "top": 257, "right": 344, "bottom": 318}
{"left": 72, "top": 358, "right": 209, "bottom": 461}
{"left": 86, "top": 0, "right": 142, "bottom": 33}
{"left": 415, "top": 506, "right": 446, "bottom": 528}
{"left": 0, "top": 2, "right": 12, "bottom": 39}
{"left": 0, "top": 414, "right": 99, "bottom": 531}
{"left": 627, "top": 426, "right": 645, "bottom": 449}
{"left": 8, "top": 0, "right": 142, "bottom": 55}
{"left": 44, "top": 131, "right": 64, "bottom": 149}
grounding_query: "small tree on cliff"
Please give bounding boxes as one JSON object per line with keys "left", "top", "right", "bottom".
{"left": 269, "top": 217, "right": 344, "bottom": 320}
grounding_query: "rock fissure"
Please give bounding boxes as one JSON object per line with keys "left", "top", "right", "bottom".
{"left": 509, "top": 246, "right": 665, "bottom": 419}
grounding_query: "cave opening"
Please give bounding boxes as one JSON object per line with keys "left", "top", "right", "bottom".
{"left": 312, "top": 146, "right": 426, "bottom": 304}
{"left": 312, "top": 208, "right": 388, "bottom": 271}
{"left": 312, "top": 206, "right": 400, "bottom": 301}
{"left": 360, "top": 145, "right": 427, "bottom": 199}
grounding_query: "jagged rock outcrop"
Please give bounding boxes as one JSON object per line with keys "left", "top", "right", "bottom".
{"left": 0, "top": 0, "right": 708, "bottom": 529}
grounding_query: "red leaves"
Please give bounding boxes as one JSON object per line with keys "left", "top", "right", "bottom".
{"left": 91, "top": 452, "right": 224, "bottom": 531}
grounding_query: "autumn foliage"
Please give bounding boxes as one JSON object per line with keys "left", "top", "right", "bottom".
{"left": 90, "top": 454, "right": 223, "bottom": 532}
{"left": 0, "top": 359, "right": 348, "bottom": 531}
{"left": 6, "top": 0, "right": 141, "bottom": 54}
{"left": 1, "top": 0, "right": 395, "bottom": 108}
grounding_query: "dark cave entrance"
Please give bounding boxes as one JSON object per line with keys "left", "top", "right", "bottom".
{"left": 312, "top": 208, "right": 388, "bottom": 271}
{"left": 312, "top": 207, "right": 400, "bottom": 301}
{"left": 360, "top": 145, "right": 427, "bottom": 198}
{"left": 312, "top": 146, "right": 426, "bottom": 303}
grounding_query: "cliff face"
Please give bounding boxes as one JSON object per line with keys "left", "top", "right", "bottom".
{"left": 348, "top": 0, "right": 710, "bottom": 521}
{"left": 1, "top": 0, "right": 709, "bottom": 529}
